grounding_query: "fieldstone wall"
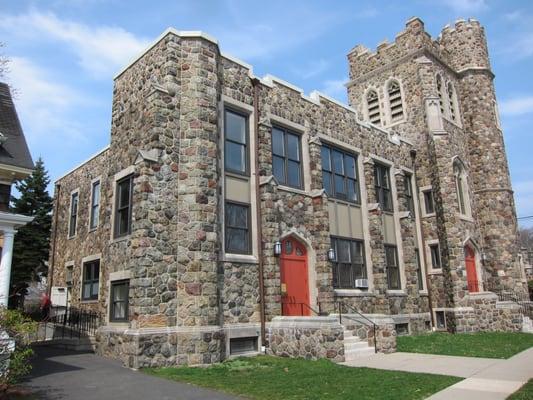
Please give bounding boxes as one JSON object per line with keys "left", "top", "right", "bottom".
{"left": 96, "top": 326, "right": 226, "bottom": 368}
{"left": 452, "top": 293, "right": 522, "bottom": 333}
{"left": 267, "top": 317, "right": 344, "bottom": 362}
{"left": 0, "top": 330, "right": 15, "bottom": 380}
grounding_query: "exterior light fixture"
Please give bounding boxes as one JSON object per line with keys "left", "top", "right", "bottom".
{"left": 328, "top": 248, "right": 336, "bottom": 262}
{"left": 274, "top": 241, "right": 282, "bottom": 257}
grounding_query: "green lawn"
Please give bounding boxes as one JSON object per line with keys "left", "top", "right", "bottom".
{"left": 397, "top": 332, "right": 533, "bottom": 359}
{"left": 507, "top": 379, "right": 533, "bottom": 400}
{"left": 144, "top": 356, "right": 461, "bottom": 400}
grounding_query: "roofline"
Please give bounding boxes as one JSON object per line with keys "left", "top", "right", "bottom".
{"left": 55, "top": 145, "right": 110, "bottom": 183}
{"left": 0, "top": 163, "right": 33, "bottom": 176}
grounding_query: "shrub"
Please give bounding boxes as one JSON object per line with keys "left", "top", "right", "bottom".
{"left": 0, "top": 308, "right": 37, "bottom": 390}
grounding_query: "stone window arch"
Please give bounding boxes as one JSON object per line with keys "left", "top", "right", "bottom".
{"left": 436, "top": 74, "right": 446, "bottom": 116}
{"left": 386, "top": 79, "right": 405, "bottom": 124}
{"left": 365, "top": 89, "right": 382, "bottom": 125}
{"left": 447, "top": 81, "right": 459, "bottom": 122}
{"left": 453, "top": 158, "right": 471, "bottom": 217}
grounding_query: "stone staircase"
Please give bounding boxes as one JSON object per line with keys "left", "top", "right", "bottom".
{"left": 343, "top": 329, "right": 375, "bottom": 361}
{"left": 522, "top": 316, "right": 533, "bottom": 333}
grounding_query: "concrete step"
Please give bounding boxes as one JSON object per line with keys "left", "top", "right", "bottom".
{"left": 345, "top": 341, "right": 372, "bottom": 351}
{"left": 343, "top": 336, "right": 363, "bottom": 345}
{"left": 344, "top": 347, "right": 375, "bottom": 361}
{"left": 33, "top": 337, "right": 96, "bottom": 352}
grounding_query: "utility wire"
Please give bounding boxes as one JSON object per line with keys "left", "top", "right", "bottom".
{"left": 517, "top": 215, "right": 533, "bottom": 220}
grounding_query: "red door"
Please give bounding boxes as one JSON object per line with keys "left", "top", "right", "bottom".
{"left": 465, "top": 246, "right": 479, "bottom": 292}
{"left": 280, "top": 237, "right": 310, "bottom": 316}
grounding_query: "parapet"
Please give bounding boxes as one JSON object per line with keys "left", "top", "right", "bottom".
{"left": 348, "top": 17, "right": 491, "bottom": 81}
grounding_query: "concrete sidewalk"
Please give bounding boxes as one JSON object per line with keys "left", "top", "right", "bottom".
{"left": 343, "top": 349, "right": 533, "bottom": 399}
{"left": 428, "top": 347, "right": 533, "bottom": 400}
{"left": 342, "top": 352, "right": 502, "bottom": 378}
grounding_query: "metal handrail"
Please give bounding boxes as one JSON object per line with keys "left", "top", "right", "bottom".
{"left": 335, "top": 301, "right": 378, "bottom": 354}
{"left": 281, "top": 301, "right": 323, "bottom": 317}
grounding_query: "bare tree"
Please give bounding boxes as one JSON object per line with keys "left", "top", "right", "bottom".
{"left": 0, "top": 42, "right": 9, "bottom": 80}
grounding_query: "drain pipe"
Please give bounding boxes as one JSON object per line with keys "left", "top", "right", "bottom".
{"left": 48, "top": 183, "right": 61, "bottom": 296}
{"left": 410, "top": 150, "right": 435, "bottom": 328}
{"left": 251, "top": 77, "right": 267, "bottom": 351}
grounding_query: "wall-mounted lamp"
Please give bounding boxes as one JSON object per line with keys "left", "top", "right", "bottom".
{"left": 274, "top": 241, "right": 282, "bottom": 257}
{"left": 327, "top": 248, "right": 336, "bottom": 262}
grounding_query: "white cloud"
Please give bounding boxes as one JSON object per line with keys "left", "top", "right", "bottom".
{"left": 503, "top": 11, "right": 522, "bottom": 22}
{"left": 0, "top": 11, "right": 150, "bottom": 79}
{"left": 7, "top": 56, "right": 89, "bottom": 144}
{"left": 291, "top": 59, "right": 329, "bottom": 80}
{"left": 500, "top": 96, "right": 533, "bottom": 117}
{"left": 320, "top": 78, "right": 348, "bottom": 102}
{"left": 439, "top": 0, "right": 488, "bottom": 13}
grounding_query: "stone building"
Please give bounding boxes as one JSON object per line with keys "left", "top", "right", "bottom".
{"left": 48, "top": 17, "right": 529, "bottom": 367}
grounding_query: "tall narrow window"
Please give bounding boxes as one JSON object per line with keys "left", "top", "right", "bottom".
{"left": 110, "top": 280, "right": 129, "bottom": 322}
{"left": 69, "top": 192, "right": 79, "bottom": 237}
{"left": 114, "top": 175, "right": 133, "bottom": 238}
{"left": 82, "top": 259, "right": 100, "bottom": 301}
{"left": 387, "top": 80, "right": 404, "bottom": 123}
{"left": 90, "top": 180, "right": 100, "bottom": 230}
{"left": 404, "top": 174, "right": 414, "bottom": 214}
{"left": 453, "top": 161, "right": 470, "bottom": 216}
{"left": 321, "top": 145, "right": 360, "bottom": 203}
{"left": 423, "top": 190, "right": 435, "bottom": 215}
{"left": 0, "top": 184, "right": 11, "bottom": 212}
{"left": 225, "top": 109, "right": 248, "bottom": 175}
{"left": 447, "top": 82, "right": 458, "bottom": 122}
{"left": 366, "top": 90, "right": 382, "bottom": 125}
{"left": 331, "top": 237, "right": 366, "bottom": 289}
{"left": 272, "top": 126, "right": 302, "bottom": 188}
{"left": 374, "top": 163, "right": 393, "bottom": 212}
{"left": 430, "top": 243, "right": 441, "bottom": 269}
{"left": 436, "top": 74, "right": 445, "bottom": 115}
{"left": 225, "top": 201, "right": 251, "bottom": 254}
{"left": 385, "top": 245, "right": 401, "bottom": 289}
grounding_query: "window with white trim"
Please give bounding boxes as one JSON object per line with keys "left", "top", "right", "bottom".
{"left": 331, "top": 236, "right": 367, "bottom": 289}
{"left": 321, "top": 145, "right": 360, "bottom": 203}
{"left": 387, "top": 80, "right": 404, "bottom": 123}
{"left": 366, "top": 90, "right": 382, "bottom": 125}
{"left": 385, "top": 245, "right": 401, "bottom": 289}
{"left": 82, "top": 259, "right": 99, "bottom": 301}
{"left": 69, "top": 192, "right": 79, "bottom": 238}
{"left": 114, "top": 175, "right": 133, "bottom": 238}
{"left": 89, "top": 180, "right": 100, "bottom": 230}
{"left": 429, "top": 243, "right": 441, "bottom": 270}
{"left": 423, "top": 189, "right": 435, "bottom": 215}
{"left": 272, "top": 126, "right": 302, "bottom": 189}
{"left": 110, "top": 279, "right": 129, "bottom": 322}
{"left": 224, "top": 109, "right": 249, "bottom": 175}
{"left": 374, "top": 163, "right": 393, "bottom": 212}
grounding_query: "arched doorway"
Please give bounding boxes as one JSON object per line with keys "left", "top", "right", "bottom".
{"left": 465, "top": 246, "right": 479, "bottom": 292}
{"left": 280, "top": 236, "right": 310, "bottom": 316}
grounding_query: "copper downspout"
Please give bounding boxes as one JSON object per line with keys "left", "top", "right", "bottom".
{"left": 47, "top": 183, "right": 61, "bottom": 296}
{"left": 410, "top": 150, "right": 435, "bottom": 328}
{"left": 251, "top": 78, "right": 267, "bottom": 348}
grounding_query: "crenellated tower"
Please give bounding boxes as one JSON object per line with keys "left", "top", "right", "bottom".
{"left": 346, "top": 17, "right": 526, "bottom": 331}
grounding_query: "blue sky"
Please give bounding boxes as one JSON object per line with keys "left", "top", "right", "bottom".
{"left": 1, "top": 0, "right": 533, "bottom": 227}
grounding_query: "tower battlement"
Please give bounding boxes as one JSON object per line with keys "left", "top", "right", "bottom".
{"left": 347, "top": 17, "right": 490, "bottom": 81}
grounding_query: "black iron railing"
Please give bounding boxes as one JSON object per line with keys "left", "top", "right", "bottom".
{"left": 281, "top": 301, "right": 324, "bottom": 317}
{"left": 39, "top": 306, "right": 101, "bottom": 340}
{"left": 491, "top": 290, "right": 533, "bottom": 319}
{"left": 335, "top": 301, "right": 378, "bottom": 353}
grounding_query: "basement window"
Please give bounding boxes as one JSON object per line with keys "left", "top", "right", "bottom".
{"left": 435, "top": 311, "right": 446, "bottom": 330}
{"left": 230, "top": 337, "right": 258, "bottom": 356}
{"left": 395, "top": 323, "right": 409, "bottom": 336}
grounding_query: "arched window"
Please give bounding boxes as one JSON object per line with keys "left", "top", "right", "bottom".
{"left": 453, "top": 159, "right": 470, "bottom": 216}
{"left": 387, "top": 80, "right": 404, "bottom": 123}
{"left": 447, "top": 82, "right": 458, "bottom": 122}
{"left": 366, "top": 90, "right": 382, "bottom": 125}
{"left": 436, "top": 74, "right": 445, "bottom": 115}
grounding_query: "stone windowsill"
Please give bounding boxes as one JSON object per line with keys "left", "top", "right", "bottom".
{"left": 458, "top": 214, "right": 474, "bottom": 223}
{"left": 110, "top": 234, "right": 131, "bottom": 245}
{"left": 428, "top": 269, "right": 443, "bottom": 275}
{"left": 80, "top": 299, "right": 99, "bottom": 304}
{"left": 277, "top": 185, "right": 309, "bottom": 197}
{"left": 222, "top": 254, "right": 259, "bottom": 264}
{"left": 386, "top": 290, "right": 407, "bottom": 296}
{"left": 442, "top": 115, "right": 463, "bottom": 129}
{"left": 418, "top": 290, "right": 429, "bottom": 296}
{"left": 334, "top": 289, "right": 375, "bottom": 297}
{"left": 422, "top": 212, "right": 436, "bottom": 218}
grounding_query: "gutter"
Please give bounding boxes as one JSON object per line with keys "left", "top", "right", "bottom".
{"left": 47, "top": 183, "right": 61, "bottom": 295}
{"left": 251, "top": 77, "right": 267, "bottom": 349}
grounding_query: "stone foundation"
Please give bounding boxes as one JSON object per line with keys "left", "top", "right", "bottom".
{"left": 266, "top": 317, "right": 345, "bottom": 362}
{"left": 450, "top": 293, "right": 522, "bottom": 333}
{"left": 95, "top": 326, "right": 226, "bottom": 368}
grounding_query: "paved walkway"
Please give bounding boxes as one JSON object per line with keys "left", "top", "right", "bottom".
{"left": 343, "top": 349, "right": 533, "bottom": 399}
{"left": 24, "top": 346, "right": 238, "bottom": 400}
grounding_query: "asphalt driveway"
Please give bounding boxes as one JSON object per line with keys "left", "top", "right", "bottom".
{"left": 23, "top": 346, "right": 238, "bottom": 400}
